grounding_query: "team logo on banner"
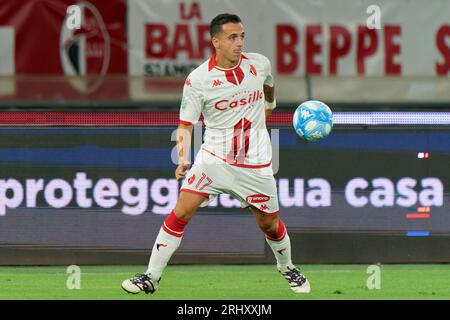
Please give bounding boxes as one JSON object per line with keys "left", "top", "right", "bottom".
{"left": 60, "top": 1, "right": 110, "bottom": 93}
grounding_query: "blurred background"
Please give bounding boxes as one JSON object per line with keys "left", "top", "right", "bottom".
{"left": 0, "top": 0, "right": 449, "bottom": 265}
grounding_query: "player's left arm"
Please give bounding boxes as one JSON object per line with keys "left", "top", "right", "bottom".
{"left": 264, "top": 84, "right": 275, "bottom": 119}
{"left": 263, "top": 55, "right": 276, "bottom": 120}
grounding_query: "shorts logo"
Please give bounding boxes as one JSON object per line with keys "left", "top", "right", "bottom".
{"left": 246, "top": 194, "right": 270, "bottom": 204}
{"left": 260, "top": 204, "right": 269, "bottom": 211}
{"left": 249, "top": 65, "right": 257, "bottom": 76}
{"left": 188, "top": 174, "right": 196, "bottom": 185}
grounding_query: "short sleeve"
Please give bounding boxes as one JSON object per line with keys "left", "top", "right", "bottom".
{"left": 179, "top": 77, "right": 203, "bottom": 125}
{"left": 263, "top": 56, "right": 274, "bottom": 87}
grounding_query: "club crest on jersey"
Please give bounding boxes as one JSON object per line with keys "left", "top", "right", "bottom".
{"left": 188, "top": 174, "right": 196, "bottom": 185}
{"left": 212, "top": 79, "right": 223, "bottom": 87}
{"left": 185, "top": 78, "right": 192, "bottom": 87}
{"left": 246, "top": 194, "right": 270, "bottom": 204}
{"left": 249, "top": 65, "right": 257, "bottom": 76}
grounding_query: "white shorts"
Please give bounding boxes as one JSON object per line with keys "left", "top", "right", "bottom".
{"left": 180, "top": 149, "right": 279, "bottom": 215}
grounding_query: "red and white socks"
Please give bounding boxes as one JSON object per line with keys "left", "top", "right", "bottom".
{"left": 146, "top": 212, "right": 293, "bottom": 279}
{"left": 264, "top": 219, "right": 294, "bottom": 271}
{"left": 146, "top": 210, "right": 188, "bottom": 280}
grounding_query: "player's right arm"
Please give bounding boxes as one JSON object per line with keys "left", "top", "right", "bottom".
{"left": 175, "top": 75, "right": 204, "bottom": 180}
{"left": 175, "top": 122, "right": 193, "bottom": 180}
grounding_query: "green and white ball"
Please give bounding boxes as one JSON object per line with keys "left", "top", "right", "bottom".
{"left": 293, "top": 100, "right": 333, "bottom": 141}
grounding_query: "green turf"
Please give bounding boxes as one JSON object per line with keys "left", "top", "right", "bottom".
{"left": 1, "top": 264, "right": 450, "bottom": 300}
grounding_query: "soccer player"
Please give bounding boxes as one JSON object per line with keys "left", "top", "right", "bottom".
{"left": 122, "top": 13, "right": 310, "bottom": 294}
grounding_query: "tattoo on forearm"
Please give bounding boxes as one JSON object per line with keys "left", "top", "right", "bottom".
{"left": 263, "top": 85, "right": 274, "bottom": 102}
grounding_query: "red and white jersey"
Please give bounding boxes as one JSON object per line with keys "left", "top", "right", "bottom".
{"left": 180, "top": 52, "right": 274, "bottom": 168}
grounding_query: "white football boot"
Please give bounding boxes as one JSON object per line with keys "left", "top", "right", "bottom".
{"left": 121, "top": 273, "right": 159, "bottom": 294}
{"left": 279, "top": 265, "right": 311, "bottom": 293}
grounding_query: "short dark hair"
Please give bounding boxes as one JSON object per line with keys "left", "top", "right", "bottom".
{"left": 209, "top": 13, "right": 242, "bottom": 38}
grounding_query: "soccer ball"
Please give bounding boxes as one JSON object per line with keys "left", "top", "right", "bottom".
{"left": 292, "top": 100, "right": 333, "bottom": 141}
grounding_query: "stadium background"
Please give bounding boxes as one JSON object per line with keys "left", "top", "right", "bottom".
{"left": 0, "top": 0, "right": 449, "bottom": 267}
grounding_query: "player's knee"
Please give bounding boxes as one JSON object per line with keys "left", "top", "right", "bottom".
{"left": 176, "top": 190, "right": 206, "bottom": 220}
{"left": 258, "top": 219, "right": 278, "bottom": 235}
{"left": 173, "top": 203, "right": 195, "bottom": 221}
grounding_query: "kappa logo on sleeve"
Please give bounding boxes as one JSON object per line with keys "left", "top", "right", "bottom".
{"left": 212, "top": 79, "right": 223, "bottom": 87}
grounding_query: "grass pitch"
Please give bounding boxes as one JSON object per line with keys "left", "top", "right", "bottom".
{"left": 0, "top": 264, "right": 449, "bottom": 300}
